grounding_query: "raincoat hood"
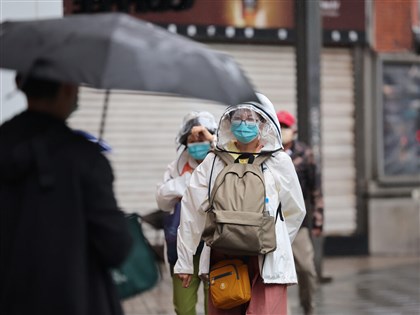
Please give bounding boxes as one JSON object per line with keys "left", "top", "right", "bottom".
{"left": 175, "top": 111, "right": 217, "bottom": 148}
{"left": 173, "top": 111, "right": 217, "bottom": 174}
{"left": 216, "top": 93, "right": 283, "bottom": 153}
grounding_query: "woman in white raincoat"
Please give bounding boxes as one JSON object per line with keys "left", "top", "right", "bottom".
{"left": 156, "top": 111, "right": 217, "bottom": 315}
{"left": 174, "top": 94, "right": 306, "bottom": 315}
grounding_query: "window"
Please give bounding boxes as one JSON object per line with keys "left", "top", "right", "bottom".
{"left": 378, "top": 58, "right": 420, "bottom": 183}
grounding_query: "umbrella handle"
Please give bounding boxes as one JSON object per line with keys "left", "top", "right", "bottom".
{"left": 99, "top": 89, "right": 110, "bottom": 141}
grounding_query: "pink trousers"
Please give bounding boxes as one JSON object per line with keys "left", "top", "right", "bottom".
{"left": 208, "top": 256, "right": 288, "bottom": 315}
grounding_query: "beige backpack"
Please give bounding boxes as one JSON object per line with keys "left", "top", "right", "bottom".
{"left": 202, "top": 150, "right": 281, "bottom": 256}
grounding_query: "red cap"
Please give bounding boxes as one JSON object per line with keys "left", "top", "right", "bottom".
{"left": 276, "top": 111, "right": 296, "bottom": 127}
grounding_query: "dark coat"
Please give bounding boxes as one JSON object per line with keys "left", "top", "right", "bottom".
{"left": 287, "top": 140, "right": 324, "bottom": 230}
{"left": 0, "top": 111, "right": 132, "bottom": 315}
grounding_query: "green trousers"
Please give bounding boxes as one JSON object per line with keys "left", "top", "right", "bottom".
{"left": 172, "top": 255, "right": 209, "bottom": 315}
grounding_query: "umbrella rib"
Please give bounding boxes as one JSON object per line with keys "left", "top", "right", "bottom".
{"left": 98, "top": 89, "right": 111, "bottom": 140}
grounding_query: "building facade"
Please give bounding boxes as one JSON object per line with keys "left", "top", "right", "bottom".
{"left": 362, "top": 0, "right": 420, "bottom": 255}
{"left": 3, "top": 0, "right": 416, "bottom": 255}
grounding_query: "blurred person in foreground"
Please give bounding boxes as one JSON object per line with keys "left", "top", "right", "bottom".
{"left": 0, "top": 75, "right": 132, "bottom": 315}
{"left": 156, "top": 111, "right": 217, "bottom": 315}
{"left": 277, "top": 110, "right": 324, "bottom": 315}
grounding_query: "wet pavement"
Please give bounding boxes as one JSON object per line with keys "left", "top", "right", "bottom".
{"left": 123, "top": 255, "right": 420, "bottom": 315}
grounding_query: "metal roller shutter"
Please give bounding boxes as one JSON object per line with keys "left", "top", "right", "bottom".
{"left": 215, "top": 45, "right": 357, "bottom": 235}
{"left": 69, "top": 44, "right": 296, "bottom": 215}
{"left": 69, "top": 91, "right": 225, "bottom": 214}
{"left": 69, "top": 44, "right": 356, "bottom": 236}
{"left": 321, "top": 48, "right": 356, "bottom": 235}
{"left": 210, "top": 44, "right": 297, "bottom": 116}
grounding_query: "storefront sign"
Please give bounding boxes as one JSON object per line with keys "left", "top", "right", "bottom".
{"left": 64, "top": 0, "right": 365, "bottom": 45}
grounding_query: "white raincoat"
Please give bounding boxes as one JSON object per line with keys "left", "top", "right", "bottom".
{"left": 155, "top": 151, "right": 198, "bottom": 213}
{"left": 155, "top": 111, "right": 217, "bottom": 266}
{"left": 156, "top": 111, "right": 218, "bottom": 213}
{"left": 174, "top": 94, "right": 306, "bottom": 284}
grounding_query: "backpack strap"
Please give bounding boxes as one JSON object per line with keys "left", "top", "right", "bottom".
{"left": 207, "top": 153, "right": 218, "bottom": 207}
{"left": 253, "top": 153, "right": 271, "bottom": 166}
{"left": 206, "top": 150, "right": 272, "bottom": 210}
{"left": 276, "top": 201, "right": 284, "bottom": 222}
{"left": 208, "top": 150, "right": 249, "bottom": 204}
{"left": 215, "top": 150, "right": 272, "bottom": 166}
{"left": 213, "top": 150, "right": 235, "bottom": 165}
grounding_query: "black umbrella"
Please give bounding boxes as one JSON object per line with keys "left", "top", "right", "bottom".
{"left": 0, "top": 12, "right": 257, "bottom": 106}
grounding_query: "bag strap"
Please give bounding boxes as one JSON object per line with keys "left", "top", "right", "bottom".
{"left": 215, "top": 149, "right": 271, "bottom": 166}
{"left": 213, "top": 150, "right": 234, "bottom": 165}
{"left": 132, "top": 213, "right": 164, "bottom": 276}
{"left": 253, "top": 153, "right": 271, "bottom": 166}
{"left": 275, "top": 201, "right": 284, "bottom": 222}
{"left": 207, "top": 153, "right": 218, "bottom": 207}
{"left": 207, "top": 150, "right": 272, "bottom": 210}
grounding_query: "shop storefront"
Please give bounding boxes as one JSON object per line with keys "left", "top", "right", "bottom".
{"left": 364, "top": 0, "right": 420, "bottom": 255}
{"left": 65, "top": 0, "right": 366, "bottom": 245}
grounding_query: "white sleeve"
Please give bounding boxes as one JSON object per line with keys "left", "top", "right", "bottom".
{"left": 155, "top": 160, "right": 192, "bottom": 212}
{"left": 174, "top": 155, "right": 214, "bottom": 274}
{"left": 276, "top": 153, "right": 306, "bottom": 243}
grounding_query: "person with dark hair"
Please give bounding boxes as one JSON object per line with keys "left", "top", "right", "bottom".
{"left": 277, "top": 110, "right": 324, "bottom": 315}
{"left": 15, "top": 74, "right": 61, "bottom": 99}
{"left": 0, "top": 75, "right": 132, "bottom": 315}
{"left": 155, "top": 111, "right": 217, "bottom": 315}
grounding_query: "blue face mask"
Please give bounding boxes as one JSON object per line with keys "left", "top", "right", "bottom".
{"left": 230, "top": 121, "right": 259, "bottom": 144}
{"left": 187, "top": 142, "right": 211, "bottom": 161}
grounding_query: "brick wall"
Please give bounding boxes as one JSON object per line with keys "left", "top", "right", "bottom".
{"left": 374, "top": 0, "right": 414, "bottom": 52}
